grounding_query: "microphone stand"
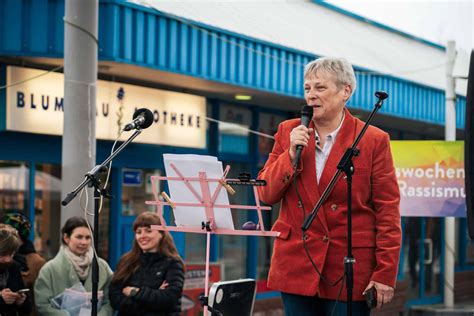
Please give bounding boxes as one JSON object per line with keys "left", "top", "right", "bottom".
{"left": 301, "top": 92, "right": 388, "bottom": 316}
{"left": 62, "top": 128, "right": 143, "bottom": 316}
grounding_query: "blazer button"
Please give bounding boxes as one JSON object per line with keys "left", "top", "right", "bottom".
{"left": 323, "top": 235, "right": 329, "bottom": 243}
{"left": 282, "top": 173, "right": 291, "bottom": 183}
{"left": 331, "top": 204, "right": 338, "bottom": 211}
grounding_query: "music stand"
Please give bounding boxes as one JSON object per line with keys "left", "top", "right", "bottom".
{"left": 145, "top": 154, "right": 279, "bottom": 314}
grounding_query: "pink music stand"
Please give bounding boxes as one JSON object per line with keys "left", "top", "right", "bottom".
{"left": 145, "top": 163, "right": 279, "bottom": 314}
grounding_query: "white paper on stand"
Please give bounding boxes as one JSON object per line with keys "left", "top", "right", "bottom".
{"left": 163, "top": 154, "right": 235, "bottom": 230}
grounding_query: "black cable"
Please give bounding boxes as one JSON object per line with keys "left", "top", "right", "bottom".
{"left": 292, "top": 163, "right": 344, "bottom": 288}
{"left": 329, "top": 273, "right": 346, "bottom": 316}
{"left": 302, "top": 230, "right": 344, "bottom": 287}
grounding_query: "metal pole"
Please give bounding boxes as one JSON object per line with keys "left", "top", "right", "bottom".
{"left": 61, "top": 0, "right": 98, "bottom": 225}
{"left": 91, "top": 187, "right": 100, "bottom": 315}
{"left": 444, "top": 40, "right": 456, "bottom": 307}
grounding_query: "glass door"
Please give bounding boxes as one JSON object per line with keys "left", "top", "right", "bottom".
{"left": 404, "top": 217, "right": 443, "bottom": 305}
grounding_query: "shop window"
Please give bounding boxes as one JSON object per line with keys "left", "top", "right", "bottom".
{"left": 184, "top": 232, "right": 206, "bottom": 263}
{"left": 0, "top": 161, "right": 30, "bottom": 237}
{"left": 403, "top": 217, "right": 442, "bottom": 300}
{"left": 1, "top": 162, "right": 112, "bottom": 261}
{"left": 258, "top": 112, "right": 286, "bottom": 167}
{"left": 218, "top": 104, "right": 251, "bottom": 155}
{"left": 183, "top": 162, "right": 250, "bottom": 280}
{"left": 218, "top": 162, "right": 250, "bottom": 280}
{"left": 97, "top": 182, "right": 111, "bottom": 260}
{"left": 121, "top": 168, "right": 163, "bottom": 216}
{"left": 466, "top": 231, "right": 474, "bottom": 265}
{"left": 34, "top": 163, "right": 62, "bottom": 260}
{"left": 255, "top": 112, "right": 285, "bottom": 286}
{"left": 0, "top": 161, "right": 29, "bottom": 217}
{"left": 257, "top": 201, "right": 278, "bottom": 283}
{"left": 461, "top": 218, "right": 474, "bottom": 265}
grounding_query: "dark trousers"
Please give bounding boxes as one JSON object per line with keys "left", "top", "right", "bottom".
{"left": 281, "top": 292, "right": 371, "bottom": 316}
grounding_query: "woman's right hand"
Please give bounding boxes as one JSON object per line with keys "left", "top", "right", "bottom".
{"left": 289, "top": 125, "right": 313, "bottom": 163}
{"left": 1, "top": 288, "right": 19, "bottom": 304}
{"left": 122, "top": 286, "right": 140, "bottom": 296}
{"left": 15, "top": 293, "right": 27, "bottom": 305}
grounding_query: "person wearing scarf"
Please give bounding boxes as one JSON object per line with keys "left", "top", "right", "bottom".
{"left": 34, "top": 217, "right": 113, "bottom": 316}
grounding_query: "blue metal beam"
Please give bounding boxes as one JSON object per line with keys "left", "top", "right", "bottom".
{"left": 0, "top": 0, "right": 467, "bottom": 128}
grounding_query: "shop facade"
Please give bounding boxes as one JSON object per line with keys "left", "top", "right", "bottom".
{"left": 0, "top": 0, "right": 472, "bottom": 313}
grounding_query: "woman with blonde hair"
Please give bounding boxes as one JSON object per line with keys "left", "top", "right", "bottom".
{"left": 109, "top": 212, "right": 184, "bottom": 316}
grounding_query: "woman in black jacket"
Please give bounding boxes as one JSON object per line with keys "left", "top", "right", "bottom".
{"left": 109, "top": 212, "right": 185, "bottom": 316}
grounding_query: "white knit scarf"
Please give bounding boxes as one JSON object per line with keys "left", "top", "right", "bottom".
{"left": 62, "top": 246, "right": 94, "bottom": 281}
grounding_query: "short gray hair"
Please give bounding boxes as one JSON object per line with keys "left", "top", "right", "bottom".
{"left": 304, "top": 57, "right": 357, "bottom": 94}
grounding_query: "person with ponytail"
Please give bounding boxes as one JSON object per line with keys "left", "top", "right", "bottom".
{"left": 109, "top": 212, "right": 184, "bottom": 316}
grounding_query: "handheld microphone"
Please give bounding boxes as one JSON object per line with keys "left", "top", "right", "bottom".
{"left": 123, "top": 108, "right": 154, "bottom": 131}
{"left": 294, "top": 105, "right": 314, "bottom": 166}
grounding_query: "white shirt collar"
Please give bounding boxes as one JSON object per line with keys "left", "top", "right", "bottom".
{"left": 315, "top": 111, "right": 345, "bottom": 145}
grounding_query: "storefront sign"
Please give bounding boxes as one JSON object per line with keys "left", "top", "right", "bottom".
{"left": 182, "top": 263, "right": 222, "bottom": 316}
{"left": 4, "top": 66, "right": 207, "bottom": 148}
{"left": 391, "top": 141, "right": 466, "bottom": 217}
{"left": 122, "top": 169, "right": 143, "bottom": 186}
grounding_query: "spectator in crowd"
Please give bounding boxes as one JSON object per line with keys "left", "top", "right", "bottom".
{"left": 109, "top": 212, "right": 184, "bottom": 316}
{"left": 0, "top": 223, "right": 32, "bottom": 316}
{"left": 34, "top": 216, "right": 113, "bottom": 315}
{"left": 3, "top": 212, "right": 46, "bottom": 315}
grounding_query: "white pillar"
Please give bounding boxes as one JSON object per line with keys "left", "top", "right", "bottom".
{"left": 444, "top": 40, "right": 456, "bottom": 307}
{"left": 61, "top": 0, "right": 98, "bottom": 226}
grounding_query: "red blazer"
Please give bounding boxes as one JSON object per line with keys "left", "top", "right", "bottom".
{"left": 257, "top": 108, "right": 401, "bottom": 301}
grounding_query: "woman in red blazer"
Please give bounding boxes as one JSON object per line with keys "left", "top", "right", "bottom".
{"left": 257, "top": 57, "right": 401, "bottom": 316}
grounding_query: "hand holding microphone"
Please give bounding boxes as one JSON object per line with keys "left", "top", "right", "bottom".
{"left": 289, "top": 105, "right": 314, "bottom": 167}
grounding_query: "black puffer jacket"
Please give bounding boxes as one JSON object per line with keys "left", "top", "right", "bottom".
{"left": 0, "top": 262, "right": 32, "bottom": 316}
{"left": 109, "top": 252, "right": 185, "bottom": 316}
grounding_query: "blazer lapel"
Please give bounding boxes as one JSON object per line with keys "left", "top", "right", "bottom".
{"left": 299, "top": 120, "right": 329, "bottom": 234}
{"left": 317, "top": 108, "right": 357, "bottom": 199}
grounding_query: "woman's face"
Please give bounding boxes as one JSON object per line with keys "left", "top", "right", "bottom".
{"left": 0, "top": 253, "right": 14, "bottom": 266}
{"left": 135, "top": 226, "right": 162, "bottom": 253}
{"left": 64, "top": 226, "right": 92, "bottom": 256}
{"left": 304, "top": 70, "right": 351, "bottom": 124}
